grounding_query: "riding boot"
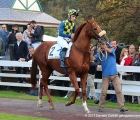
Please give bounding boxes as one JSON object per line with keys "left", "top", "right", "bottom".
{"left": 60, "top": 48, "right": 67, "bottom": 68}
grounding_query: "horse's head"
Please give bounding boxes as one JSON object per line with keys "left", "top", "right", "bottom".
{"left": 87, "top": 17, "right": 108, "bottom": 44}
{"left": 87, "top": 18, "right": 110, "bottom": 61}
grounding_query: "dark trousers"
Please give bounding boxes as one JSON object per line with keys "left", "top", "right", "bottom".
{"left": 15, "top": 67, "right": 27, "bottom": 83}
{"left": 9, "top": 46, "right": 14, "bottom": 60}
{"left": 133, "top": 73, "right": 140, "bottom": 102}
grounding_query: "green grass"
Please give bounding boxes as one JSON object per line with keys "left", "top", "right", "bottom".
{"left": 0, "top": 90, "right": 140, "bottom": 112}
{"left": 0, "top": 113, "right": 50, "bottom": 120}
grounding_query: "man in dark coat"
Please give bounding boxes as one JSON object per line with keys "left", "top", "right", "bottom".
{"left": 14, "top": 32, "right": 28, "bottom": 83}
{"left": 110, "top": 40, "right": 122, "bottom": 64}
{"left": 27, "top": 20, "right": 43, "bottom": 50}
{"left": 7, "top": 24, "right": 19, "bottom": 70}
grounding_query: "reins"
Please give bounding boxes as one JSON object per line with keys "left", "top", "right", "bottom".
{"left": 73, "top": 44, "right": 90, "bottom": 53}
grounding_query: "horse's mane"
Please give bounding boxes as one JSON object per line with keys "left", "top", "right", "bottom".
{"left": 72, "top": 22, "right": 87, "bottom": 42}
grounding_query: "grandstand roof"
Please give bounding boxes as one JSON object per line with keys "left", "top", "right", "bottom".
{"left": 0, "top": 0, "right": 60, "bottom": 27}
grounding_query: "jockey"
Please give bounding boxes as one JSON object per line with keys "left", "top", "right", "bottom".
{"left": 57, "top": 9, "right": 79, "bottom": 68}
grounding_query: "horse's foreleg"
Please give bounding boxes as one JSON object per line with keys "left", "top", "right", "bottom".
{"left": 66, "top": 73, "right": 79, "bottom": 106}
{"left": 37, "top": 82, "right": 43, "bottom": 107}
{"left": 81, "top": 74, "right": 91, "bottom": 113}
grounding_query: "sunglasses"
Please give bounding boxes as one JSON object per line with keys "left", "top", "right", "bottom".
{"left": 2, "top": 27, "right": 6, "bottom": 28}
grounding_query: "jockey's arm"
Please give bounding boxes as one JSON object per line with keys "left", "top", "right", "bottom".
{"left": 59, "top": 22, "right": 71, "bottom": 38}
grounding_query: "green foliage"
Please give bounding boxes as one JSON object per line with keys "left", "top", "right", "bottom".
{"left": 44, "top": 28, "right": 58, "bottom": 37}
{"left": 40, "top": 0, "right": 140, "bottom": 48}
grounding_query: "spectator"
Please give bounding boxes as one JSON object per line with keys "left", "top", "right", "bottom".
{"left": 27, "top": 20, "right": 43, "bottom": 50}
{"left": 22, "top": 24, "right": 34, "bottom": 48}
{"left": 14, "top": 33, "right": 28, "bottom": 83}
{"left": 119, "top": 48, "right": 133, "bottom": 103}
{"left": 2, "top": 24, "right": 9, "bottom": 52}
{"left": 7, "top": 24, "right": 19, "bottom": 70}
{"left": 0, "top": 37, "right": 5, "bottom": 82}
{"left": 131, "top": 45, "right": 140, "bottom": 104}
{"left": 110, "top": 40, "right": 122, "bottom": 64}
{"left": 25, "top": 46, "right": 35, "bottom": 61}
{"left": 129, "top": 44, "right": 136, "bottom": 58}
{"left": 120, "top": 48, "right": 133, "bottom": 66}
{"left": 94, "top": 45, "right": 102, "bottom": 101}
{"left": 86, "top": 44, "right": 99, "bottom": 104}
{"left": 92, "top": 42, "right": 128, "bottom": 113}
{"left": 0, "top": 30, "right": 7, "bottom": 61}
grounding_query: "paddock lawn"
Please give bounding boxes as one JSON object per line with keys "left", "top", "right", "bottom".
{"left": 0, "top": 113, "right": 50, "bottom": 120}
{"left": 0, "top": 90, "right": 140, "bottom": 112}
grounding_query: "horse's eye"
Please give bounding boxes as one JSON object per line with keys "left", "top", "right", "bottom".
{"left": 94, "top": 28, "right": 97, "bottom": 30}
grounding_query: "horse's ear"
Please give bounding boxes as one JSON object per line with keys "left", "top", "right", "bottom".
{"left": 87, "top": 19, "right": 90, "bottom": 23}
{"left": 92, "top": 17, "right": 95, "bottom": 21}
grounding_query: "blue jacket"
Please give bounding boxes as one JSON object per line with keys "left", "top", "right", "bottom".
{"left": 0, "top": 30, "right": 7, "bottom": 46}
{"left": 58, "top": 19, "right": 76, "bottom": 38}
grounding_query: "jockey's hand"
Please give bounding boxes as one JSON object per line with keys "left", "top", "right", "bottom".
{"left": 71, "top": 33, "right": 75, "bottom": 39}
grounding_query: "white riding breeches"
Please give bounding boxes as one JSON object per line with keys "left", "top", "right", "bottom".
{"left": 57, "top": 36, "right": 70, "bottom": 49}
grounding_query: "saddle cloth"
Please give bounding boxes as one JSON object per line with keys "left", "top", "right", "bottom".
{"left": 48, "top": 42, "right": 72, "bottom": 59}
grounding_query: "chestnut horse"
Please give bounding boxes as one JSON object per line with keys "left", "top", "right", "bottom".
{"left": 31, "top": 18, "right": 107, "bottom": 113}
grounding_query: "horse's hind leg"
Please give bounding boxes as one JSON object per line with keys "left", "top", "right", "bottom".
{"left": 66, "top": 73, "right": 79, "bottom": 106}
{"left": 41, "top": 68, "right": 54, "bottom": 110}
{"left": 37, "top": 82, "right": 43, "bottom": 107}
{"left": 81, "top": 74, "right": 91, "bottom": 113}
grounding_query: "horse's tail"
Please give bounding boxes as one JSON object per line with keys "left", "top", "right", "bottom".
{"left": 31, "top": 57, "right": 38, "bottom": 88}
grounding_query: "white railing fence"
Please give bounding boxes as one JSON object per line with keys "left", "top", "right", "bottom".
{"left": 0, "top": 60, "right": 140, "bottom": 103}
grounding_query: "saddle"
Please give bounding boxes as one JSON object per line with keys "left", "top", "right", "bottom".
{"left": 48, "top": 42, "right": 72, "bottom": 59}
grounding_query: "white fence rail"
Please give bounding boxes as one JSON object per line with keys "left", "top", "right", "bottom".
{"left": 0, "top": 60, "right": 140, "bottom": 96}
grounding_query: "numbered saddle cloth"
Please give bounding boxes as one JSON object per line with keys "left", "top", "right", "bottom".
{"left": 48, "top": 42, "right": 72, "bottom": 59}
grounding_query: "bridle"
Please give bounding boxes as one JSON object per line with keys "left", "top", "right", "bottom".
{"left": 88, "top": 22, "right": 108, "bottom": 61}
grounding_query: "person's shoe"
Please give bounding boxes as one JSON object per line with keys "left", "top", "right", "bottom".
{"left": 98, "top": 107, "right": 104, "bottom": 112}
{"left": 120, "top": 107, "right": 128, "bottom": 113}
{"left": 94, "top": 100, "right": 99, "bottom": 104}
{"left": 64, "top": 95, "right": 68, "bottom": 98}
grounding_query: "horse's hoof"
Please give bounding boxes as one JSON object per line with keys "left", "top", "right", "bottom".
{"left": 37, "top": 103, "right": 42, "bottom": 108}
{"left": 50, "top": 106, "right": 54, "bottom": 110}
{"left": 86, "top": 110, "right": 91, "bottom": 114}
{"left": 65, "top": 102, "right": 71, "bottom": 106}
